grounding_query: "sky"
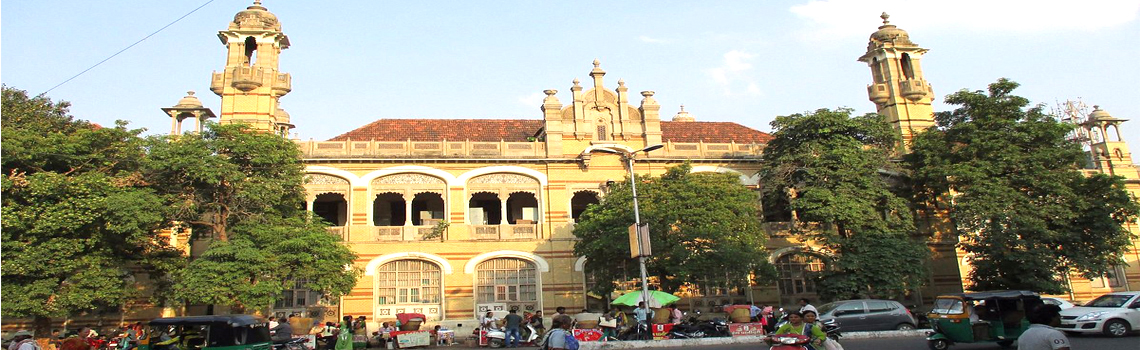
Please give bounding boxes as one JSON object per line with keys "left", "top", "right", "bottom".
{"left": 3, "top": 0, "right": 1139, "bottom": 149}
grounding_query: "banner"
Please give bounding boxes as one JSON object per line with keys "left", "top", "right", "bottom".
{"left": 392, "top": 330, "right": 430, "bottom": 348}
{"left": 572, "top": 328, "right": 603, "bottom": 342}
{"left": 728, "top": 322, "right": 766, "bottom": 337}
{"left": 651, "top": 323, "right": 674, "bottom": 340}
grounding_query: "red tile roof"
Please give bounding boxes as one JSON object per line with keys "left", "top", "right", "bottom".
{"left": 331, "top": 119, "right": 771, "bottom": 144}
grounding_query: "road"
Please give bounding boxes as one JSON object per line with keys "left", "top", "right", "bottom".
{"left": 699, "top": 334, "right": 1137, "bottom": 350}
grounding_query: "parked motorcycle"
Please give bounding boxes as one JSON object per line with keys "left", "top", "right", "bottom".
{"left": 766, "top": 333, "right": 811, "bottom": 350}
{"left": 271, "top": 337, "right": 310, "bottom": 350}
{"left": 484, "top": 324, "right": 538, "bottom": 348}
{"left": 617, "top": 321, "right": 651, "bottom": 341}
{"left": 697, "top": 318, "right": 731, "bottom": 337}
{"left": 667, "top": 313, "right": 705, "bottom": 339}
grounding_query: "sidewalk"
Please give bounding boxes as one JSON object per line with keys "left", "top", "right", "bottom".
{"left": 411, "top": 329, "right": 929, "bottom": 349}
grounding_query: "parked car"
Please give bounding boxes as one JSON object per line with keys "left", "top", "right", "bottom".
{"left": 1058, "top": 291, "right": 1140, "bottom": 337}
{"left": 1041, "top": 297, "right": 1076, "bottom": 310}
{"left": 816, "top": 299, "right": 918, "bottom": 331}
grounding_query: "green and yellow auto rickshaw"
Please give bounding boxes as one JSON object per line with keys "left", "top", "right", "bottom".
{"left": 140, "top": 315, "right": 271, "bottom": 350}
{"left": 926, "top": 290, "right": 1044, "bottom": 350}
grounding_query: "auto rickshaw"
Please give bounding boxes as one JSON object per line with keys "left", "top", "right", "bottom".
{"left": 139, "top": 315, "right": 272, "bottom": 350}
{"left": 926, "top": 290, "right": 1044, "bottom": 350}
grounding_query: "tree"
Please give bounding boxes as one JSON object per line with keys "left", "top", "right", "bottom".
{"left": 142, "top": 124, "right": 360, "bottom": 312}
{"left": 906, "top": 79, "right": 1139, "bottom": 293}
{"left": 1, "top": 86, "right": 183, "bottom": 334}
{"left": 573, "top": 162, "right": 774, "bottom": 296}
{"left": 758, "top": 108, "right": 929, "bottom": 300}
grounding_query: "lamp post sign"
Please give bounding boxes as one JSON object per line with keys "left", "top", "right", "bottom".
{"left": 628, "top": 223, "right": 651, "bottom": 258}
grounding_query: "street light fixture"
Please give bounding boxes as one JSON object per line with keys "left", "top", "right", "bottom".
{"left": 590, "top": 144, "right": 664, "bottom": 328}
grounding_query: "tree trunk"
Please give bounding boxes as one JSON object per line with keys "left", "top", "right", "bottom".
{"left": 33, "top": 316, "right": 52, "bottom": 341}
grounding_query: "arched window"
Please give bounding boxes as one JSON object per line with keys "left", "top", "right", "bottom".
{"left": 476, "top": 258, "right": 538, "bottom": 309}
{"left": 244, "top": 36, "right": 258, "bottom": 66}
{"left": 900, "top": 53, "right": 915, "bottom": 80}
{"left": 570, "top": 191, "right": 600, "bottom": 222}
{"left": 776, "top": 253, "right": 825, "bottom": 296}
{"left": 313, "top": 193, "right": 347, "bottom": 226}
{"left": 376, "top": 260, "right": 441, "bottom": 305}
{"left": 871, "top": 57, "right": 884, "bottom": 82}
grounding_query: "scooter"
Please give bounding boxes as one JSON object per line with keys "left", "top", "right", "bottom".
{"left": 766, "top": 334, "right": 811, "bottom": 350}
{"left": 822, "top": 319, "right": 842, "bottom": 341}
{"left": 484, "top": 324, "right": 538, "bottom": 348}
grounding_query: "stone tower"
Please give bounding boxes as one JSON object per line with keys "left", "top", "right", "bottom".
{"left": 858, "top": 12, "right": 935, "bottom": 151}
{"left": 1082, "top": 106, "right": 1138, "bottom": 178}
{"left": 209, "top": 0, "right": 293, "bottom": 135}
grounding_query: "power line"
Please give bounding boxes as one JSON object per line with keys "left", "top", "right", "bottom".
{"left": 39, "top": 0, "right": 217, "bottom": 97}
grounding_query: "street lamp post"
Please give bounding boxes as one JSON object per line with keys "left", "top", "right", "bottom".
{"left": 593, "top": 144, "right": 663, "bottom": 328}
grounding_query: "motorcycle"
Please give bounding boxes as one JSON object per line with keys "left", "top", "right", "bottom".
{"left": 697, "top": 318, "right": 731, "bottom": 337}
{"left": 821, "top": 319, "right": 842, "bottom": 341}
{"left": 617, "top": 321, "right": 651, "bottom": 341}
{"left": 666, "top": 313, "right": 705, "bottom": 339}
{"left": 766, "top": 333, "right": 812, "bottom": 350}
{"left": 271, "top": 337, "right": 310, "bottom": 350}
{"left": 484, "top": 324, "right": 538, "bottom": 348}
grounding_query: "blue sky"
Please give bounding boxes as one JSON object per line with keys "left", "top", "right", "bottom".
{"left": 3, "top": 0, "right": 1138, "bottom": 148}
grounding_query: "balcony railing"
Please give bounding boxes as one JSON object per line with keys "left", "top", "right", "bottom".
{"left": 371, "top": 225, "right": 440, "bottom": 241}
{"left": 296, "top": 140, "right": 763, "bottom": 159}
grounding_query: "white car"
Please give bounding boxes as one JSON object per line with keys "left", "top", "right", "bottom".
{"left": 1042, "top": 297, "right": 1076, "bottom": 310}
{"left": 1058, "top": 291, "right": 1140, "bottom": 337}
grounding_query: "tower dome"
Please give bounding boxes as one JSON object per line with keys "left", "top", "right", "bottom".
{"left": 672, "top": 105, "right": 695, "bottom": 122}
{"left": 174, "top": 91, "right": 205, "bottom": 108}
{"left": 232, "top": 0, "right": 280, "bottom": 30}
{"left": 869, "top": 12, "right": 914, "bottom": 47}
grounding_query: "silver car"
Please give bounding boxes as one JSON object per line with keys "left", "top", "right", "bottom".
{"left": 816, "top": 299, "right": 919, "bottom": 331}
{"left": 1058, "top": 291, "right": 1140, "bottom": 337}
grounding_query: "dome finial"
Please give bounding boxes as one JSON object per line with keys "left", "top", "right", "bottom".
{"left": 593, "top": 59, "right": 600, "bottom": 67}
{"left": 187, "top": 90, "right": 196, "bottom": 96}
{"left": 881, "top": 12, "right": 890, "bottom": 25}
{"left": 680, "top": 104, "right": 685, "bottom": 112}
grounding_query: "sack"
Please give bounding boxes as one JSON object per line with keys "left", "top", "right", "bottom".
{"left": 822, "top": 338, "right": 845, "bottom": 350}
{"left": 598, "top": 318, "right": 617, "bottom": 328}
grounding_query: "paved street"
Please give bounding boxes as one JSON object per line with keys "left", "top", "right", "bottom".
{"left": 696, "top": 335, "right": 1138, "bottom": 350}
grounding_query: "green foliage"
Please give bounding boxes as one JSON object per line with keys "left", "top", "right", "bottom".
{"left": 759, "top": 108, "right": 929, "bottom": 300}
{"left": 906, "top": 79, "right": 1139, "bottom": 293}
{"left": 1, "top": 86, "right": 182, "bottom": 319}
{"left": 573, "top": 162, "right": 774, "bottom": 296}
{"left": 143, "top": 123, "right": 361, "bottom": 311}
{"left": 422, "top": 221, "right": 450, "bottom": 241}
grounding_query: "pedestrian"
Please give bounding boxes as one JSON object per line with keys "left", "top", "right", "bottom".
{"left": 503, "top": 309, "right": 523, "bottom": 348}
{"left": 9, "top": 331, "right": 40, "bottom": 350}
{"left": 270, "top": 317, "right": 294, "bottom": 342}
{"left": 598, "top": 308, "right": 617, "bottom": 341}
{"left": 352, "top": 316, "right": 368, "bottom": 349}
{"left": 799, "top": 298, "right": 817, "bottom": 314}
{"left": 268, "top": 317, "right": 279, "bottom": 331}
{"left": 334, "top": 317, "right": 353, "bottom": 350}
{"left": 1017, "top": 304, "right": 1070, "bottom": 350}
{"left": 750, "top": 304, "right": 763, "bottom": 322}
{"left": 541, "top": 315, "right": 578, "bottom": 350}
{"left": 668, "top": 304, "right": 683, "bottom": 325}
{"left": 634, "top": 302, "right": 654, "bottom": 326}
{"left": 552, "top": 307, "right": 567, "bottom": 320}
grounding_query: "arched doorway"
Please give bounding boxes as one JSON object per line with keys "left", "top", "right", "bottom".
{"left": 475, "top": 258, "right": 539, "bottom": 313}
{"left": 375, "top": 259, "right": 443, "bottom": 319}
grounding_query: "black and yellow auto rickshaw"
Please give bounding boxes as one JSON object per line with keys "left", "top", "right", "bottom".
{"left": 140, "top": 315, "right": 271, "bottom": 350}
{"left": 926, "top": 290, "right": 1044, "bottom": 350}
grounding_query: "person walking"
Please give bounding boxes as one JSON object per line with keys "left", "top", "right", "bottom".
{"left": 10, "top": 331, "right": 41, "bottom": 350}
{"left": 799, "top": 298, "right": 818, "bottom": 314}
{"left": 1017, "top": 304, "right": 1070, "bottom": 350}
{"left": 503, "top": 309, "right": 524, "bottom": 348}
{"left": 541, "top": 315, "right": 578, "bottom": 350}
{"left": 334, "top": 317, "right": 353, "bottom": 350}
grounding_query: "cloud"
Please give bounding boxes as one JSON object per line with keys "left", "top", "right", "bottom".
{"left": 789, "top": 0, "right": 1140, "bottom": 40}
{"left": 517, "top": 92, "right": 546, "bottom": 108}
{"left": 638, "top": 35, "right": 669, "bottom": 44}
{"left": 704, "top": 50, "right": 764, "bottom": 97}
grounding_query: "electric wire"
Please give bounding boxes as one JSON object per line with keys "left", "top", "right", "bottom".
{"left": 39, "top": 0, "right": 217, "bottom": 97}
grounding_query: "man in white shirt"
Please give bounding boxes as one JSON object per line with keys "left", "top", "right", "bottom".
{"left": 1018, "top": 304, "right": 1070, "bottom": 350}
{"left": 798, "top": 298, "right": 817, "bottom": 315}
